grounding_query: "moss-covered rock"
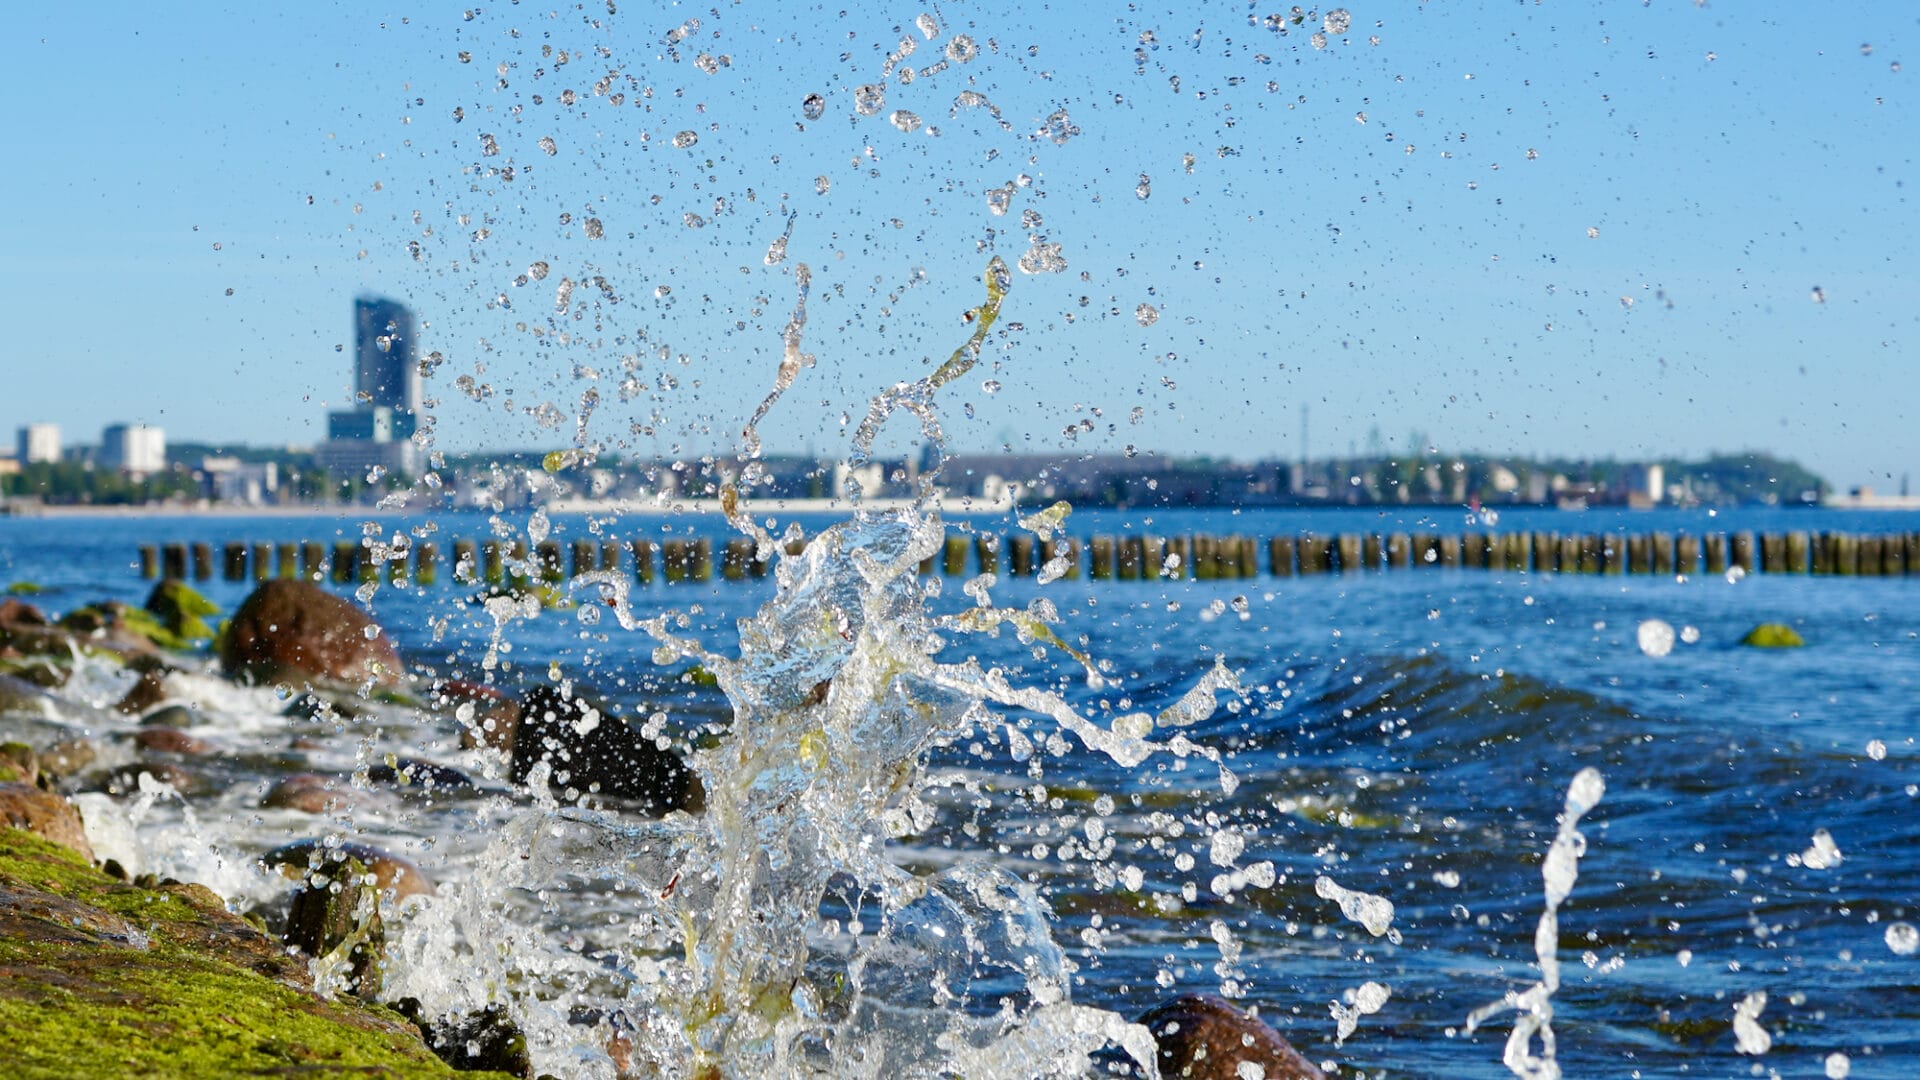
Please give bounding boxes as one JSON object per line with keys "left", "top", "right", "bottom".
{"left": 0, "top": 827, "right": 514, "bottom": 1080}
{"left": 144, "top": 579, "right": 221, "bottom": 644}
{"left": 1741, "top": 622, "right": 1805, "bottom": 648}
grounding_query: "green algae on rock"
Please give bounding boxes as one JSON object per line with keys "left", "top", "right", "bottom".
{"left": 1741, "top": 622, "right": 1806, "bottom": 648}
{"left": 0, "top": 827, "right": 514, "bottom": 1080}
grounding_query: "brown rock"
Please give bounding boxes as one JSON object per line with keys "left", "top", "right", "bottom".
{"left": 116, "top": 668, "right": 172, "bottom": 715}
{"left": 131, "top": 728, "right": 215, "bottom": 755}
{"left": 435, "top": 679, "right": 520, "bottom": 754}
{"left": 37, "top": 737, "right": 97, "bottom": 781}
{"left": 511, "top": 686, "right": 704, "bottom": 815}
{"left": 219, "top": 580, "right": 403, "bottom": 688}
{"left": 263, "top": 839, "right": 435, "bottom": 900}
{"left": 261, "top": 774, "right": 364, "bottom": 815}
{"left": 0, "top": 783, "right": 94, "bottom": 860}
{"left": 1137, "top": 994, "right": 1327, "bottom": 1080}
{"left": 0, "top": 741, "right": 37, "bottom": 785}
{"left": 103, "top": 761, "right": 208, "bottom": 798}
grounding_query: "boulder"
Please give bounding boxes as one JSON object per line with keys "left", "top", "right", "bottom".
{"left": 0, "top": 783, "right": 94, "bottom": 860}
{"left": 261, "top": 774, "right": 365, "bottom": 815}
{"left": 1137, "top": 993, "right": 1327, "bottom": 1080}
{"left": 220, "top": 580, "right": 403, "bottom": 688}
{"left": 434, "top": 679, "right": 520, "bottom": 753}
{"left": 143, "top": 579, "right": 221, "bottom": 643}
{"left": 131, "top": 728, "right": 215, "bottom": 755}
{"left": 1741, "top": 622, "right": 1805, "bottom": 648}
{"left": 510, "top": 686, "right": 704, "bottom": 815}
{"left": 263, "top": 839, "right": 435, "bottom": 900}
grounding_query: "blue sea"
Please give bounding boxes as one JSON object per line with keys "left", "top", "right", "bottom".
{"left": 3, "top": 503, "right": 1918, "bottom": 1078}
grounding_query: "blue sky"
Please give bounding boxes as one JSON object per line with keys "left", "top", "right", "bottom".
{"left": 3, "top": 2, "right": 1914, "bottom": 490}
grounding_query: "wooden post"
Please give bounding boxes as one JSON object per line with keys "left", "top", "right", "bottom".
{"left": 1598, "top": 534, "right": 1623, "bottom": 575}
{"left": 1008, "top": 535, "right": 1035, "bottom": 577}
{"left": 251, "top": 543, "right": 272, "bottom": 581}
{"left": 161, "top": 543, "right": 187, "bottom": 580}
{"left": 1857, "top": 535, "right": 1883, "bottom": 577}
{"left": 1439, "top": 535, "right": 1462, "bottom": 568}
{"left": 481, "top": 540, "right": 504, "bottom": 585}
{"left": 1885, "top": 534, "right": 1909, "bottom": 577}
{"left": 191, "top": 542, "right": 213, "bottom": 581}
{"left": 1811, "top": 532, "right": 1832, "bottom": 576}
{"left": 979, "top": 534, "right": 1003, "bottom": 576}
{"left": 1784, "top": 531, "right": 1811, "bottom": 574}
{"left": 1297, "top": 535, "right": 1330, "bottom": 575}
{"left": 536, "top": 541, "right": 564, "bottom": 582}
{"left": 221, "top": 543, "right": 248, "bottom": 581}
{"left": 507, "top": 542, "right": 530, "bottom": 588}
{"left": 723, "top": 538, "right": 752, "bottom": 580}
{"left": 690, "top": 538, "right": 713, "bottom": 581}
{"left": 1361, "top": 534, "right": 1384, "bottom": 571}
{"left": 662, "top": 540, "right": 689, "bottom": 583}
{"left": 1725, "top": 532, "right": 1753, "bottom": 573}
{"left": 1555, "top": 535, "right": 1579, "bottom": 574}
{"left": 1187, "top": 536, "right": 1213, "bottom": 580}
{"left": 1759, "top": 533, "right": 1785, "bottom": 573}
{"left": 1463, "top": 533, "right": 1490, "bottom": 570}
{"left": 631, "top": 539, "right": 657, "bottom": 584}
{"left": 1703, "top": 533, "right": 1728, "bottom": 576}
{"left": 1089, "top": 536, "right": 1117, "bottom": 580}
{"left": 1417, "top": 534, "right": 1443, "bottom": 568}
{"left": 1238, "top": 536, "right": 1259, "bottom": 578}
{"left": 415, "top": 542, "right": 438, "bottom": 586}
{"left": 1040, "top": 537, "right": 1081, "bottom": 579}
{"left": 331, "top": 542, "right": 356, "bottom": 585}
{"left": 386, "top": 545, "right": 408, "bottom": 586}
{"left": 1336, "top": 534, "right": 1363, "bottom": 574}
{"left": 943, "top": 534, "right": 970, "bottom": 576}
{"left": 1575, "top": 535, "right": 1600, "bottom": 575}
{"left": 1906, "top": 532, "right": 1920, "bottom": 576}
{"left": 1268, "top": 536, "right": 1295, "bottom": 577}
{"left": 1142, "top": 536, "right": 1166, "bottom": 578}
{"left": 358, "top": 543, "right": 382, "bottom": 585}
{"left": 570, "top": 540, "right": 597, "bottom": 578}
{"left": 299, "top": 542, "right": 324, "bottom": 581}
{"left": 1674, "top": 534, "right": 1700, "bottom": 575}
{"left": 451, "top": 539, "right": 477, "bottom": 583}
{"left": 1385, "top": 533, "right": 1410, "bottom": 569}
{"left": 1502, "top": 533, "right": 1529, "bottom": 572}
{"left": 1627, "top": 535, "right": 1651, "bottom": 574}
{"left": 1115, "top": 536, "right": 1141, "bottom": 580}
{"left": 139, "top": 545, "right": 159, "bottom": 579}
{"left": 1651, "top": 533, "right": 1674, "bottom": 575}
{"left": 1529, "top": 532, "right": 1554, "bottom": 572}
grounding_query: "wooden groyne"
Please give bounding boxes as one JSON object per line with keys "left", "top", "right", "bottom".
{"left": 135, "top": 529, "right": 1920, "bottom": 585}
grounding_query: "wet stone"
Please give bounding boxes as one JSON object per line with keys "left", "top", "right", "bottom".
{"left": 397, "top": 998, "right": 535, "bottom": 1078}
{"left": 510, "top": 685, "right": 704, "bottom": 815}
{"left": 102, "top": 761, "right": 207, "bottom": 798}
{"left": 141, "top": 702, "right": 208, "bottom": 728}
{"left": 367, "top": 758, "right": 477, "bottom": 796}
{"left": 262, "top": 773, "right": 362, "bottom": 815}
{"left": 281, "top": 854, "right": 387, "bottom": 999}
{"left": 1136, "top": 993, "right": 1327, "bottom": 1080}
{"left": 0, "top": 782, "right": 94, "bottom": 860}
{"left": 37, "top": 736, "right": 98, "bottom": 781}
{"left": 131, "top": 727, "right": 215, "bottom": 755}
{"left": 263, "top": 839, "right": 435, "bottom": 900}
{"left": 220, "top": 579, "right": 403, "bottom": 688}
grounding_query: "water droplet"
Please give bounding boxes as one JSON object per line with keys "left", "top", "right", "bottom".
{"left": 946, "top": 35, "right": 978, "bottom": 63}
{"left": 1135, "top": 303, "right": 1159, "bottom": 327}
{"left": 539, "top": 136, "right": 557, "bottom": 155}
{"left": 889, "top": 110, "right": 923, "bottom": 133}
{"left": 1867, "top": 739, "right": 1888, "bottom": 760}
{"left": 1679, "top": 624, "right": 1700, "bottom": 644}
{"left": 1636, "top": 619, "right": 1675, "bottom": 658}
{"left": 1017, "top": 241, "right": 1067, "bottom": 274}
{"left": 528, "top": 261, "right": 550, "bottom": 280}
{"left": 683, "top": 213, "right": 706, "bottom": 228}
{"left": 1135, "top": 174, "right": 1151, "bottom": 200}
{"left": 672, "top": 130, "right": 699, "bottom": 149}
{"left": 853, "top": 84, "right": 886, "bottom": 116}
{"left": 981, "top": 379, "right": 1002, "bottom": 394}
{"left": 1311, "top": 31, "right": 1329, "bottom": 49}
{"left": 1826, "top": 1052, "right": 1852, "bottom": 1079}
{"left": 479, "top": 133, "right": 500, "bottom": 156}
{"left": 814, "top": 175, "right": 831, "bottom": 195}
{"left": 1042, "top": 108, "right": 1080, "bottom": 145}
{"left": 1810, "top": 285, "right": 1827, "bottom": 304}
{"left": 1587, "top": 226, "right": 1600, "bottom": 238}
{"left": 801, "top": 93, "right": 826, "bottom": 120}
{"left": 915, "top": 12, "right": 939, "bottom": 39}
{"left": 1887, "top": 922, "right": 1919, "bottom": 955}
{"left": 584, "top": 217, "right": 604, "bottom": 239}
{"left": 1324, "top": 9, "right": 1352, "bottom": 35}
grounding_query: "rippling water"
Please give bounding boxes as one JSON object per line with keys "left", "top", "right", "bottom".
{"left": 3, "top": 505, "right": 1918, "bottom": 1077}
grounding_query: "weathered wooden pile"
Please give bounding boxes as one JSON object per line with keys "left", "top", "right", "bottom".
{"left": 139, "top": 528, "right": 1920, "bottom": 586}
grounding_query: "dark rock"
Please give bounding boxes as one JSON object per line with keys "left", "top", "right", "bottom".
{"left": 0, "top": 672, "right": 57, "bottom": 717}
{"left": 140, "top": 702, "right": 207, "bottom": 728}
{"left": 220, "top": 580, "right": 403, "bottom": 688}
{"left": 0, "top": 741, "right": 37, "bottom": 785}
{"left": 263, "top": 839, "right": 435, "bottom": 900}
{"left": 131, "top": 727, "right": 215, "bottom": 755}
{"left": 282, "top": 691, "right": 365, "bottom": 722}
{"left": 37, "top": 737, "right": 97, "bottom": 781}
{"left": 116, "top": 668, "right": 171, "bottom": 715}
{"left": 510, "top": 686, "right": 704, "bottom": 815}
{"left": 0, "top": 782, "right": 93, "bottom": 859}
{"left": 281, "top": 853, "right": 387, "bottom": 1000}
{"left": 435, "top": 679, "right": 520, "bottom": 753}
{"left": 367, "top": 758, "right": 477, "bottom": 796}
{"left": 1137, "top": 993, "right": 1327, "bottom": 1080}
{"left": 396, "top": 998, "right": 534, "bottom": 1078}
{"left": 1, "top": 657, "right": 69, "bottom": 688}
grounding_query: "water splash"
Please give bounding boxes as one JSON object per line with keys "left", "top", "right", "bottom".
{"left": 1464, "top": 766, "right": 1606, "bottom": 1080}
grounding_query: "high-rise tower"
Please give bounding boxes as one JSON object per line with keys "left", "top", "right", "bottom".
{"left": 317, "top": 295, "right": 421, "bottom": 477}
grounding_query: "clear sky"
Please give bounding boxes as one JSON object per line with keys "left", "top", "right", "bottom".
{"left": 3, "top": 2, "right": 1915, "bottom": 490}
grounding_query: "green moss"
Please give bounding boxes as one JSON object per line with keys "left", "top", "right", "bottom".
{"left": 6, "top": 581, "right": 44, "bottom": 596}
{"left": 679, "top": 664, "right": 720, "bottom": 688}
{"left": 144, "top": 579, "right": 221, "bottom": 643}
{"left": 1741, "top": 622, "right": 1805, "bottom": 648}
{"left": 0, "top": 828, "right": 515, "bottom": 1080}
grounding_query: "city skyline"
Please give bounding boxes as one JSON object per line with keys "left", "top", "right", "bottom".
{"left": 2, "top": 3, "right": 1915, "bottom": 492}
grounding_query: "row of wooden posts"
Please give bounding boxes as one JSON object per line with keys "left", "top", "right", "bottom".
{"left": 139, "top": 529, "right": 1920, "bottom": 587}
